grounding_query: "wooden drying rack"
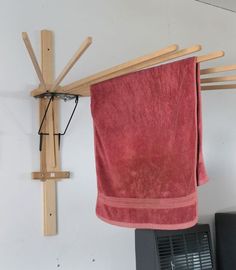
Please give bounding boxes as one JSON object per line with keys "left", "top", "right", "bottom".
{"left": 23, "top": 29, "right": 236, "bottom": 236}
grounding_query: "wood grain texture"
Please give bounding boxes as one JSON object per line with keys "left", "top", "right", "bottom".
{"left": 31, "top": 44, "right": 179, "bottom": 96}
{"left": 58, "top": 48, "right": 225, "bottom": 96}
{"left": 51, "top": 37, "right": 92, "bottom": 91}
{"left": 32, "top": 171, "right": 70, "bottom": 180}
{"left": 197, "top": 50, "right": 224, "bottom": 63}
{"left": 201, "top": 64, "right": 236, "bottom": 75}
{"left": 201, "top": 75, "right": 236, "bottom": 84}
{"left": 22, "top": 32, "right": 46, "bottom": 89}
{"left": 201, "top": 84, "right": 236, "bottom": 90}
{"left": 40, "top": 30, "right": 60, "bottom": 236}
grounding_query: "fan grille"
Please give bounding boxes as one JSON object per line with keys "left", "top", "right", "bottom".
{"left": 157, "top": 231, "right": 213, "bottom": 269}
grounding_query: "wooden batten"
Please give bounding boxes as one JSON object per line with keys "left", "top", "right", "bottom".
{"left": 32, "top": 171, "right": 70, "bottom": 180}
{"left": 201, "top": 75, "right": 236, "bottom": 84}
{"left": 22, "top": 32, "right": 46, "bottom": 90}
{"left": 201, "top": 64, "right": 236, "bottom": 75}
{"left": 40, "top": 30, "right": 58, "bottom": 236}
{"left": 201, "top": 84, "right": 236, "bottom": 91}
{"left": 50, "top": 37, "right": 92, "bottom": 92}
{"left": 58, "top": 48, "right": 224, "bottom": 96}
{"left": 57, "top": 44, "right": 182, "bottom": 96}
{"left": 31, "top": 44, "right": 179, "bottom": 96}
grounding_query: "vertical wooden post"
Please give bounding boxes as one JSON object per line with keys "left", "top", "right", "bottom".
{"left": 23, "top": 29, "right": 86, "bottom": 235}
{"left": 40, "top": 30, "right": 60, "bottom": 235}
{"left": 23, "top": 29, "right": 88, "bottom": 235}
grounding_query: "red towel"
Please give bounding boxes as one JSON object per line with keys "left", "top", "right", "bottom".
{"left": 91, "top": 57, "right": 208, "bottom": 230}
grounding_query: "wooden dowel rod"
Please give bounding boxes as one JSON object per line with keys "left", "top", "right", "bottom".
{"left": 51, "top": 37, "right": 92, "bottom": 92}
{"left": 201, "top": 75, "right": 236, "bottom": 84}
{"left": 56, "top": 80, "right": 236, "bottom": 97}
{"left": 201, "top": 84, "right": 236, "bottom": 90}
{"left": 59, "top": 45, "right": 202, "bottom": 95}
{"left": 60, "top": 49, "right": 224, "bottom": 96}
{"left": 201, "top": 64, "right": 236, "bottom": 75}
{"left": 197, "top": 50, "right": 224, "bottom": 63}
{"left": 31, "top": 44, "right": 179, "bottom": 96}
{"left": 64, "top": 49, "right": 224, "bottom": 96}
{"left": 60, "top": 48, "right": 225, "bottom": 97}
{"left": 22, "top": 32, "right": 47, "bottom": 89}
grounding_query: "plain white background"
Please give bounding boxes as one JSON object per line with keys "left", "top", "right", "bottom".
{"left": 0, "top": 0, "right": 236, "bottom": 269}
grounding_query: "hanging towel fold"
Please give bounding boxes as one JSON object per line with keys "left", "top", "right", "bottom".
{"left": 90, "top": 57, "right": 208, "bottom": 230}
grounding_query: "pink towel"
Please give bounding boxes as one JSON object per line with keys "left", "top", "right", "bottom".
{"left": 91, "top": 57, "right": 208, "bottom": 230}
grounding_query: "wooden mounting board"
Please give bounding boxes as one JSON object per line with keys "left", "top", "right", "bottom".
{"left": 32, "top": 171, "right": 70, "bottom": 180}
{"left": 40, "top": 30, "right": 60, "bottom": 236}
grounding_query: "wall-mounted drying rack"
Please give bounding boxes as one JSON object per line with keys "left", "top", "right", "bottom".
{"left": 23, "top": 29, "right": 236, "bottom": 236}
{"left": 23, "top": 30, "right": 92, "bottom": 236}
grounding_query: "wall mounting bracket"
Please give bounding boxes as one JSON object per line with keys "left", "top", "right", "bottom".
{"left": 38, "top": 94, "right": 79, "bottom": 151}
{"left": 22, "top": 29, "right": 92, "bottom": 235}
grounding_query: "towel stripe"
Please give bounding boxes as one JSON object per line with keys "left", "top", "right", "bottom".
{"left": 98, "top": 192, "right": 197, "bottom": 209}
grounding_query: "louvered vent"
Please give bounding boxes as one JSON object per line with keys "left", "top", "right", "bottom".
{"left": 157, "top": 231, "right": 213, "bottom": 269}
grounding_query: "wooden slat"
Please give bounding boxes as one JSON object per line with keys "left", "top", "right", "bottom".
{"left": 60, "top": 45, "right": 201, "bottom": 95}
{"left": 32, "top": 171, "right": 70, "bottom": 180}
{"left": 197, "top": 50, "right": 224, "bottom": 63}
{"left": 51, "top": 37, "right": 92, "bottom": 91}
{"left": 201, "top": 75, "right": 236, "bottom": 84}
{"left": 71, "top": 82, "right": 236, "bottom": 94}
{"left": 201, "top": 64, "right": 236, "bottom": 75}
{"left": 40, "top": 30, "right": 59, "bottom": 236}
{"left": 59, "top": 48, "right": 225, "bottom": 96}
{"left": 31, "top": 44, "right": 179, "bottom": 96}
{"left": 48, "top": 104, "right": 56, "bottom": 168}
{"left": 201, "top": 84, "right": 236, "bottom": 90}
{"left": 22, "top": 32, "right": 46, "bottom": 89}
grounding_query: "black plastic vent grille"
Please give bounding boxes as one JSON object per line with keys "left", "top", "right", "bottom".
{"left": 157, "top": 231, "right": 213, "bottom": 269}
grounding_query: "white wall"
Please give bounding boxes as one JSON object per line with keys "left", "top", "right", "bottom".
{"left": 0, "top": 0, "right": 236, "bottom": 269}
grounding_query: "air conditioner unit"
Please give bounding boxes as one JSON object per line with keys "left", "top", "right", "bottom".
{"left": 135, "top": 224, "right": 215, "bottom": 270}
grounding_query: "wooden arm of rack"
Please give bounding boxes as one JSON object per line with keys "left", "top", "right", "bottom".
{"left": 201, "top": 75, "right": 236, "bottom": 84}
{"left": 51, "top": 37, "right": 92, "bottom": 92}
{"left": 201, "top": 64, "right": 236, "bottom": 75}
{"left": 31, "top": 44, "right": 179, "bottom": 96}
{"left": 197, "top": 51, "right": 224, "bottom": 62}
{"left": 58, "top": 45, "right": 202, "bottom": 96}
{"left": 58, "top": 49, "right": 225, "bottom": 97}
{"left": 22, "top": 32, "right": 47, "bottom": 90}
{"left": 201, "top": 84, "right": 236, "bottom": 90}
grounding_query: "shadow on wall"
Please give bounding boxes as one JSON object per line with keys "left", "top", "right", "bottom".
{"left": 194, "top": 0, "right": 236, "bottom": 13}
